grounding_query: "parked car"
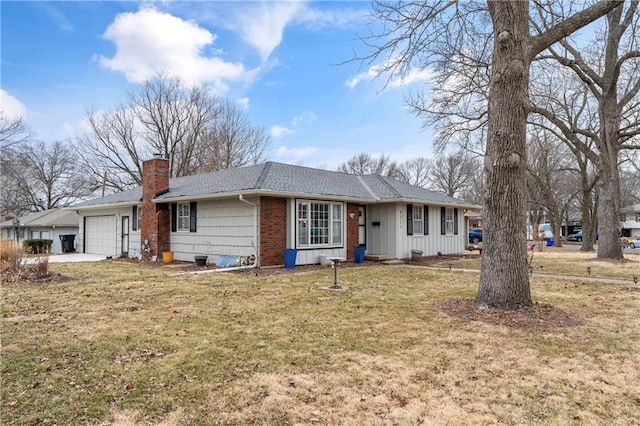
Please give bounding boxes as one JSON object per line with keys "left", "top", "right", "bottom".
{"left": 468, "top": 228, "right": 483, "bottom": 244}
{"left": 630, "top": 237, "right": 640, "bottom": 249}
{"left": 567, "top": 231, "right": 583, "bottom": 242}
{"left": 567, "top": 231, "right": 598, "bottom": 242}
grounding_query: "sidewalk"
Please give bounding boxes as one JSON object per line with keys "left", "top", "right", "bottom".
{"left": 402, "top": 265, "right": 637, "bottom": 285}
{"left": 24, "top": 253, "right": 107, "bottom": 263}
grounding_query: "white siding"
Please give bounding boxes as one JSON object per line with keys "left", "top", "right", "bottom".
{"left": 50, "top": 226, "right": 79, "bottom": 253}
{"left": 170, "top": 198, "right": 256, "bottom": 263}
{"left": 366, "top": 204, "right": 397, "bottom": 255}
{"left": 395, "top": 204, "right": 467, "bottom": 258}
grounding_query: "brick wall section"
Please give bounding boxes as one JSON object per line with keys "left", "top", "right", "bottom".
{"left": 141, "top": 158, "right": 170, "bottom": 257}
{"left": 346, "top": 203, "right": 360, "bottom": 260}
{"left": 259, "top": 196, "right": 287, "bottom": 266}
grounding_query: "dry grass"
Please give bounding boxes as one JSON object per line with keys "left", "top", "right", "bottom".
{"left": 2, "top": 254, "right": 640, "bottom": 425}
{"left": 425, "top": 247, "right": 640, "bottom": 281}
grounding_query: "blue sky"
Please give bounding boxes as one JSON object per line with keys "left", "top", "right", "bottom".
{"left": 1, "top": 1, "right": 434, "bottom": 169}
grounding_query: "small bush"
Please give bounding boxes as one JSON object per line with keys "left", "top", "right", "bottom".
{"left": 1, "top": 240, "right": 50, "bottom": 283}
{"left": 22, "top": 239, "right": 53, "bottom": 254}
{"left": 1, "top": 239, "right": 23, "bottom": 267}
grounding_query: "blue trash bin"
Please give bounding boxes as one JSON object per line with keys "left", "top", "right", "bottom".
{"left": 283, "top": 248, "right": 297, "bottom": 268}
{"left": 546, "top": 237, "right": 554, "bottom": 247}
{"left": 354, "top": 246, "right": 366, "bottom": 264}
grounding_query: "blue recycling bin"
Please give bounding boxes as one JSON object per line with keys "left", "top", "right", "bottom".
{"left": 546, "top": 237, "right": 554, "bottom": 247}
{"left": 354, "top": 246, "right": 366, "bottom": 264}
{"left": 283, "top": 248, "right": 297, "bottom": 268}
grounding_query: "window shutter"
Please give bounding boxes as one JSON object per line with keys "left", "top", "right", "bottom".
{"left": 424, "top": 206, "right": 429, "bottom": 235}
{"left": 171, "top": 203, "right": 177, "bottom": 232}
{"left": 406, "top": 204, "right": 413, "bottom": 235}
{"left": 132, "top": 206, "right": 138, "bottom": 231}
{"left": 190, "top": 202, "right": 197, "bottom": 232}
{"left": 454, "top": 208, "right": 459, "bottom": 235}
{"left": 440, "top": 207, "right": 446, "bottom": 235}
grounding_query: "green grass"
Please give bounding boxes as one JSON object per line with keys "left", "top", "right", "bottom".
{"left": 2, "top": 256, "right": 640, "bottom": 425}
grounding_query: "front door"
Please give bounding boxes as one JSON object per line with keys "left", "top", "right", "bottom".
{"left": 358, "top": 205, "right": 366, "bottom": 246}
{"left": 121, "top": 216, "right": 129, "bottom": 256}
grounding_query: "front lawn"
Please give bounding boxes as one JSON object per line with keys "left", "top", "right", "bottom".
{"left": 2, "top": 257, "right": 639, "bottom": 424}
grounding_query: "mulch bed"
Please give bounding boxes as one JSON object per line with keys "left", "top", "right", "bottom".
{"left": 439, "top": 298, "right": 585, "bottom": 331}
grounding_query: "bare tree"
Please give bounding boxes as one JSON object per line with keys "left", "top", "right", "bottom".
{"left": 0, "top": 112, "right": 33, "bottom": 152}
{"left": 528, "top": 72, "right": 602, "bottom": 251}
{"left": 337, "top": 153, "right": 401, "bottom": 177}
{"left": 397, "top": 157, "right": 432, "bottom": 187}
{"left": 195, "top": 100, "right": 271, "bottom": 172}
{"left": 526, "top": 128, "right": 581, "bottom": 248}
{"left": 532, "top": 1, "right": 640, "bottom": 259}
{"left": 76, "top": 74, "right": 271, "bottom": 193}
{"left": 1, "top": 112, "right": 35, "bottom": 217}
{"left": 427, "top": 152, "right": 481, "bottom": 199}
{"left": 360, "top": 0, "right": 622, "bottom": 309}
{"left": 1, "top": 140, "right": 96, "bottom": 215}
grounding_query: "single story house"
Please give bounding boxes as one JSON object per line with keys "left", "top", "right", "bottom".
{"left": 72, "top": 158, "right": 479, "bottom": 266}
{"left": 0, "top": 209, "right": 80, "bottom": 253}
{"left": 621, "top": 204, "right": 640, "bottom": 238}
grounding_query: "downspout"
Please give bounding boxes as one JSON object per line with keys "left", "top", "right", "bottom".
{"left": 239, "top": 194, "right": 259, "bottom": 268}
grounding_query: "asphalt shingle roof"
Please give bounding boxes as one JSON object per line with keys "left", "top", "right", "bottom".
{"left": 74, "top": 162, "right": 475, "bottom": 208}
{"left": 0, "top": 209, "right": 79, "bottom": 228}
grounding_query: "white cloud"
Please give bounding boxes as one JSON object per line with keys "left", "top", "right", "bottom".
{"left": 236, "top": 97, "right": 250, "bottom": 110}
{"left": 233, "top": 1, "right": 305, "bottom": 62}
{"left": 293, "top": 5, "right": 367, "bottom": 30}
{"left": 97, "top": 6, "right": 255, "bottom": 91}
{"left": 291, "top": 110, "right": 318, "bottom": 127}
{"left": 270, "top": 124, "right": 294, "bottom": 139}
{"left": 346, "top": 61, "right": 433, "bottom": 90}
{"left": 0, "top": 90, "right": 27, "bottom": 119}
{"left": 346, "top": 65, "right": 381, "bottom": 89}
{"left": 276, "top": 145, "right": 318, "bottom": 160}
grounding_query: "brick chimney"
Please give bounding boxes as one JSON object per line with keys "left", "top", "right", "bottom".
{"left": 141, "top": 156, "right": 171, "bottom": 258}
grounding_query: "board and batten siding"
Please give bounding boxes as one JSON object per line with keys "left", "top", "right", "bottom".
{"left": 170, "top": 198, "right": 256, "bottom": 263}
{"left": 365, "top": 204, "right": 397, "bottom": 256}
{"left": 395, "top": 203, "right": 466, "bottom": 258}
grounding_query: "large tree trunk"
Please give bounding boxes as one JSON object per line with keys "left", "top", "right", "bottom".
{"left": 595, "top": 8, "right": 625, "bottom": 260}
{"left": 597, "top": 105, "right": 623, "bottom": 259}
{"left": 476, "top": 1, "right": 532, "bottom": 309}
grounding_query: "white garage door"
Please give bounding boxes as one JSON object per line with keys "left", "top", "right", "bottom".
{"left": 85, "top": 216, "right": 117, "bottom": 256}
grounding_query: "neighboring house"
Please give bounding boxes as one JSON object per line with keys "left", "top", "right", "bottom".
{"left": 0, "top": 209, "right": 80, "bottom": 253}
{"left": 621, "top": 204, "right": 640, "bottom": 238}
{"left": 72, "top": 158, "right": 479, "bottom": 266}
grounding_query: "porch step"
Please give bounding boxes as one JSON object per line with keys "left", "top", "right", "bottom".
{"left": 365, "top": 254, "right": 396, "bottom": 262}
{"left": 381, "top": 259, "right": 404, "bottom": 265}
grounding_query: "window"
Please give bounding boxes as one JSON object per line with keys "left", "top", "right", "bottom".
{"left": 413, "top": 205, "right": 424, "bottom": 235}
{"left": 445, "top": 208, "right": 455, "bottom": 234}
{"left": 178, "top": 203, "right": 190, "bottom": 231}
{"left": 296, "top": 200, "right": 343, "bottom": 248}
{"left": 132, "top": 205, "right": 142, "bottom": 231}
{"left": 636, "top": 212, "right": 640, "bottom": 222}
{"left": 171, "top": 202, "right": 197, "bottom": 233}
{"left": 440, "top": 207, "right": 459, "bottom": 235}
{"left": 406, "top": 204, "right": 428, "bottom": 235}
